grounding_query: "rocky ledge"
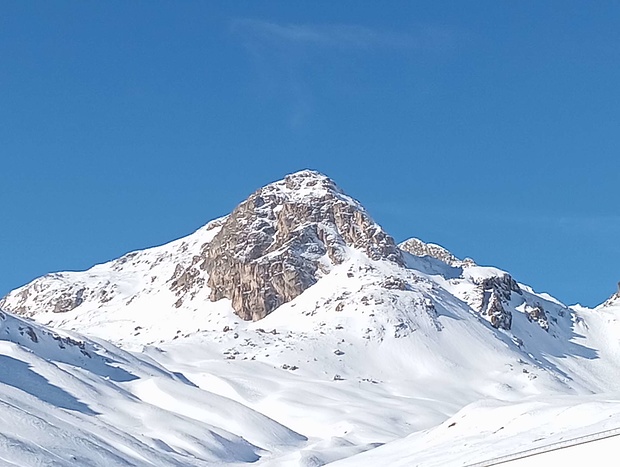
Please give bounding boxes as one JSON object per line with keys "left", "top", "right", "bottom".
{"left": 399, "top": 238, "right": 476, "bottom": 268}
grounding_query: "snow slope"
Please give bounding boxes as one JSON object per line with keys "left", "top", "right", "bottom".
{"left": 0, "top": 309, "right": 305, "bottom": 466}
{"left": 329, "top": 395, "right": 620, "bottom": 466}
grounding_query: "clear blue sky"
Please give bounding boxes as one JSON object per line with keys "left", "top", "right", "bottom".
{"left": 1, "top": 1, "right": 619, "bottom": 307}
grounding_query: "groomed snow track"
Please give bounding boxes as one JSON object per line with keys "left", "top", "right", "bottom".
{"left": 467, "top": 426, "right": 620, "bottom": 466}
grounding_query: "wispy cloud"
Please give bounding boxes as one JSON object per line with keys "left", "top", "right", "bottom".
{"left": 231, "top": 19, "right": 459, "bottom": 128}
{"left": 232, "top": 18, "right": 456, "bottom": 51}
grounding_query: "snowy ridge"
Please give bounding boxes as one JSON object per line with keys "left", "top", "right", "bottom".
{"left": 600, "top": 284, "right": 620, "bottom": 308}
{"left": 0, "top": 217, "right": 230, "bottom": 348}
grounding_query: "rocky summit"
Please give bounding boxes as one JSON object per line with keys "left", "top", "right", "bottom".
{"left": 189, "top": 170, "right": 403, "bottom": 320}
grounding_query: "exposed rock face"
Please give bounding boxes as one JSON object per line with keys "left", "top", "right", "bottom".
{"left": 469, "top": 273, "right": 522, "bottom": 330}
{"left": 525, "top": 304, "right": 549, "bottom": 331}
{"left": 484, "top": 294, "right": 511, "bottom": 330}
{"left": 399, "top": 238, "right": 475, "bottom": 268}
{"left": 200, "top": 170, "right": 404, "bottom": 321}
{"left": 0, "top": 274, "right": 92, "bottom": 317}
{"left": 380, "top": 276, "right": 409, "bottom": 291}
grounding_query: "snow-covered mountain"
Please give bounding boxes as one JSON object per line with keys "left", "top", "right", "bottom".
{"left": 1, "top": 169, "right": 620, "bottom": 465}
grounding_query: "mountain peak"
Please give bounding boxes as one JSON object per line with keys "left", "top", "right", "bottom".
{"left": 202, "top": 170, "right": 403, "bottom": 320}
{"left": 261, "top": 169, "right": 360, "bottom": 209}
{"left": 0, "top": 171, "right": 403, "bottom": 325}
{"left": 283, "top": 168, "right": 332, "bottom": 185}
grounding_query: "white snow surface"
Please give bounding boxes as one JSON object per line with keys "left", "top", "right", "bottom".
{"left": 2, "top": 171, "right": 620, "bottom": 466}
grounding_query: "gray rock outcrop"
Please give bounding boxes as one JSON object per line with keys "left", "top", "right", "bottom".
{"left": 399, "top": 238, "right": 475, "bottom": 268}
{"left": 469, "top": 273, "right": 522, "bottom": 330}
{"left": 524, "top": 304, "right": 549, "bottom": 331}
{"left": 200, "top": 170, "right": 404, "bottom": 321}
{"left": 0, "top": 275, "right": 93, "bottom": 317}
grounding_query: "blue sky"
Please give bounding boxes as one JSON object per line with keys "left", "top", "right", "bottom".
{"left": 1, "top": 1, "right": 619, "bottom": 306}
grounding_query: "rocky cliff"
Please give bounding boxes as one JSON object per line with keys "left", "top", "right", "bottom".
{"left": 462, "top": 270, "right": 522, "bottom": 330}
{"left": 191, "top": 170, "right": 404, "bottom": 320}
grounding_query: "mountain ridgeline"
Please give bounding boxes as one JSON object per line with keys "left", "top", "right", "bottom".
{"left": 0, "top": 170, "right": 616, "bottom": 334}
